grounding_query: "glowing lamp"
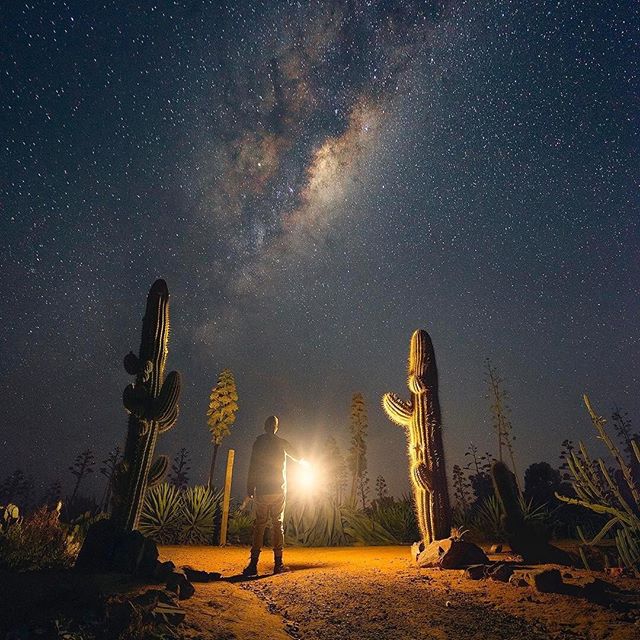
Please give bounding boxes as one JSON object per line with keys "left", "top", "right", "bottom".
{"left": 296, "top": 460, "right": 316, "bottom": 492}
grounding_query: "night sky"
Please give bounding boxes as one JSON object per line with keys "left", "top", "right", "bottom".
{"left": 2, "top": 1, "right": 638, "bottom": 500}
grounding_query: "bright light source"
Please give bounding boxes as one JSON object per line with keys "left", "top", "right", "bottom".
{"left": 297, "top": 462, "right": 316, "bottom": 491}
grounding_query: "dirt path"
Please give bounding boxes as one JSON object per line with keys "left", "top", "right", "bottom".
{"left": 161, "top": 546, "right": 639, "bottom": 640}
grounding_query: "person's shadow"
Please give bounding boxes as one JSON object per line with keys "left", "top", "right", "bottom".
{"left": 222, "top": 561, "right": 333, "bottom": 582}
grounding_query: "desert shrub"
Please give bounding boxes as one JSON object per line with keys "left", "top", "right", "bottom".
{"left": 369, "top": 496, "right": 418, "bottom": 543}
{"left": 227, "top": 506, "right": 253, "bottom": 545}
{"left": 285, "top": 496, "right": 350, "bottom": 546}
{"left": 180, "top": 485, "right": 222, "bottom": 544}
{"left": 284, "top": 496, "right": 399, "bottom": 546}
{"left": 139, "top": 483, "right": 223, "bottom": 545}
{"left": 557, "top": 396, "right": 640, "bottom": 576}
{"left": 0, "top": 505, "right": 80, "bottom": 571}
{"left": 341, "top": 507, "right": 398, "bottom": 545}
{"left": 465, "top": 493, "right": 548, "bottom": 542}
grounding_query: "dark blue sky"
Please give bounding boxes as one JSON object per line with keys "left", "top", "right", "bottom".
{"left": 1, "top": 0, "right": 638, "bottom": 499}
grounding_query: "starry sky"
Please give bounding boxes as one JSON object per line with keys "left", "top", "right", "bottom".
{"left": 1, "top": 0, "right": 638, "bottom": 500}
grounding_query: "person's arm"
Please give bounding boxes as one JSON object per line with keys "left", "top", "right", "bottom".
{"left": 283, "top": 439, "right": 303, "bottom": 464}
{"left": 246, "top": 441, "right": 257, "bottom": 497}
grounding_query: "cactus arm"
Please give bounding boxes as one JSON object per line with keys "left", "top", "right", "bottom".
{"left": 413, "top": 462, "right": 432, "bottom": 493}
{"left": 556, "top": 493, "right": 639, "bottom": 528}
{"left": 598, "top": 458, "right": 639, "bottom": 521}
{"left": 148, "top": 455, "right": 169, "bottom": 487}
{"left": 408, "top": 374, "right": 427, "bottom": 395}
{"left": 157, "top": 404, "right": 179, "bottom": 433}
{"left": 584, "top": 394, "right": 640, "bottom": 507}
{"left": 124, "top": 352, "right": 142, "bottom": 375}
{"left": 569, "top": 449, "right": 605, "bottom": 502}
{"left": 152, "top": 371, "right": 181, "bottom": 422}
{"left": 382, "top": 393, "right": 412, "bottom": 427}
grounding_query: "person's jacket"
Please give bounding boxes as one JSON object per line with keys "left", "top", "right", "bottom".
{"left": 247, "top": 433, "right": 298, "bottom": 496}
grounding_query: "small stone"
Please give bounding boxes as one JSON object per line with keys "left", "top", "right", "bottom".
{"left": 524, "top": 568, "right": 564, "bottom": 593}
{"left": 582, "top": 578, "right": 609, "bottom": 600}
{"left": 105, "top": 599, "right": 138, "bottom": 636}
{"left": 415, "top": 538, "right": 490, "bottom": 569}
{"left": 180, "top": 565, "right": 222, "bottom": 582}
{"left": 181, "top": 565, "right": 211, "bottom": 582}
{"left": 154, "top": 560, "right": 176, "bottom": 581}
{"left": 166, "top": 569, "right": 196, "bottom": 600}
{"left": 509, "top": 574, "right": 528, "bottom": 587}
{"left": 490, "top": 544, "right": 503, "bottom": 554}
{"left": 465, "top": 564, "right": 487, "bottom": 580}
{"left": 488, "top": 563, "right": 514, "bottom": 583}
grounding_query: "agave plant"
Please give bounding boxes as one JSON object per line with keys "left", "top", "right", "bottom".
{"left": 470, "top": 493, "right": 547, "bottom": 541}
{"left": 179, "top": 485, "right": 222, "bottom": 545}
{"left": 285, "top": 496, "right": 349, "bottom": 547}
{"left": 341, "top": 506, "right": 399, "bottom": 545}
{"left": 139, "top": 483, "right": 183, "bottom": 544}
{"left": 369, "top": 496, "right": 418, "bottom": 542}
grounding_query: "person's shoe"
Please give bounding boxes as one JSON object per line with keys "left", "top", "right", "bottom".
{"left": 242, "top": 556, "right": 259, "bottom": 577}
{"left": 273, "top": 555, "right": 290, "bottom": 574}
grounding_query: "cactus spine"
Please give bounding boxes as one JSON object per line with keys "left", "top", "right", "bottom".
{"left": 113, "top": 279, "right": 181, "bottom": 532}
{"left": 382, "top": 329, "right": 451, "bottom": 544}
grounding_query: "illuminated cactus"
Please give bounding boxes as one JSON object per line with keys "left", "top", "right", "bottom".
{"left": 382, "top": 329, "right": 451, "bottom": 544}
{"left": 112, "top": 279, "right": 181, "bottom": 532}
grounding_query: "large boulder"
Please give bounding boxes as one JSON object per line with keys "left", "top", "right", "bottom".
{"left": 75, "top": 519, "right": 158, "bottom": 577}
{"left": 413, "top": 538, "right": 490, "bottom": 569}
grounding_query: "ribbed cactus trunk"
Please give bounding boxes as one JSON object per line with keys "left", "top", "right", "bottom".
{"left": 383, "top": 329, "right": 451, "bottom": 544}
{"left": 113, "top": 279, "right": 181, "bottom": 532}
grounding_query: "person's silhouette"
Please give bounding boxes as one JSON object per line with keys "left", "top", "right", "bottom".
{"left": 243, "top": 415, "right": 302, "bottom": 576}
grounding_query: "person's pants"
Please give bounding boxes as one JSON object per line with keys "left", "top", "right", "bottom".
{"left": 251, "top": 493, "right": 285, "bottom": 555}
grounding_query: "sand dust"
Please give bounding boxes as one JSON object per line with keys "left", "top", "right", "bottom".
{"left": 161, "top": 545, "right": 640, "bottom": 640}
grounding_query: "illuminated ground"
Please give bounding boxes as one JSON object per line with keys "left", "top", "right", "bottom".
{"left": 160, "top": 545, "right": 639, "bottom": 640}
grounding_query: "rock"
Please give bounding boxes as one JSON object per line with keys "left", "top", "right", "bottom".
{"left": 465, "top": 564, "right": 488, "bottom": 580}
{"left": 105, "top": 598, "right": 139, "bottom": 636}
{"left": 74, "top": 519, "right": 158, "bottom": 577}
{"left": 415, "top": 538, "right": 490, "bottom": 569}
{"left": 509, "top": 574, "right": 528, "bottom": 587}
{"left": 74, "top": 519, "right": 118, "bottom": 572}
{"left": 487, "top": 563, "right": 514, "bottom": 583}
{"left": 524, "top": 568, "right": 564, "bottom": 593}
{"left": 145, "top": 589, "right": 185, "bottom": 626}
{"left": 490, "top": 544, "right": 503, "bottom": 554}
{"left": 133, "top": 589, "right": 162, "bottom": 609}
{"left": 152, "top": 599, "right": 186, "bottom": 626}
{"left": 112, "top": 530, "right": 158, "bottom": 576}
{"left": 154, "top": 560, "right": 176, "bottom": 581}
{"left": 166, "top": 569, "right": 196, "bottom": 600}
{"left": 181, "top": 565, "right": 222, "bottom": 582}
{"left": 582, "top": 578, "right": 609, "bottom": 602}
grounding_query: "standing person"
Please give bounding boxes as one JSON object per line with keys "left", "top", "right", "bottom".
{"left": 243, "top": 415, "right": 304, "bottom": 576}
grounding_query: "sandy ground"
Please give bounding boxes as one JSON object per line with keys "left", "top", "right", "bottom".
{"left": 160, "top": 545, "right": 640, "bottom": 640}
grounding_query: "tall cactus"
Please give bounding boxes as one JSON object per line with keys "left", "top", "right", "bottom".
{"left": 112, "top": 279, "right": 181, "bottom": 532}
{"left": 382, "top": 329, "right": 451, "bottom": 544}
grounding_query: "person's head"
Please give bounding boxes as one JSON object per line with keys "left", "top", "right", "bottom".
{"left": 264, "top": 415, "right": 279, "bottom": 434}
